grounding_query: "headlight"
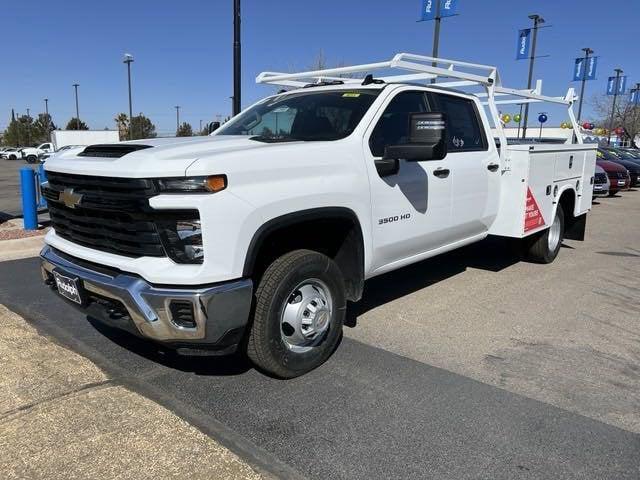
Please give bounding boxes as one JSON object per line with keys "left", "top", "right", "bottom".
{"left": 154, "top": 175, "right": 227, "bottom": 193}
{"left": 157, "top": 219, "right": 204, "bottom": 264}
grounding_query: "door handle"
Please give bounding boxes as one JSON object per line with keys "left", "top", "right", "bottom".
{"left": 487, "top": 163, "right": 500, "bottom": 172}
{"left": 433, "top": 168, "right": 450, "bottom": 178}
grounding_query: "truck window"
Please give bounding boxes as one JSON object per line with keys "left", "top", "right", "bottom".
{"left": 429, "top": 93, "right": 487, "bottom": 152}
{"left": 368, "top": 91, "right": 429, "bottom": 157}
{"left": 217, "top": 90, "right": 380, "bottom": 142}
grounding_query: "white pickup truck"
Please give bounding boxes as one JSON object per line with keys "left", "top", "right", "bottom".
{"left": 40, "top": 54, "right": 596, "bottom": 378}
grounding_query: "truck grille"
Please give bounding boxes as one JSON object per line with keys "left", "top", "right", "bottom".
{"left": 606, "top": 171, "right": 626, "bottom": 180}
{"left": 43, "top": 171, "right": 197, "bottom": 258}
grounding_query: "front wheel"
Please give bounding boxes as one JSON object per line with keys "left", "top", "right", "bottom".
{"left": 247, "top": 249, "right": 346, "bottom": 378}
{"left": 525, "top": 207, "right": 565, "bottom": 264}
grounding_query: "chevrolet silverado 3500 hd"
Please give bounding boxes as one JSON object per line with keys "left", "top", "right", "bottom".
{"left": 40, "top": 54, "right": 596, "bottom": 378}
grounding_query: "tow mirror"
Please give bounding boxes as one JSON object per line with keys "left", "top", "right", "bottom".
{"left": 383, "top": 112, "right": 448, "bottom": 162}
{"left": 208, "top": 121, "right": 221, "bottom": 134}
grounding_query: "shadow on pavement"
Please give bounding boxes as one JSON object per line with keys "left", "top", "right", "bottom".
{"left": 347, "top": 235, "right": 520, "bottom": 326}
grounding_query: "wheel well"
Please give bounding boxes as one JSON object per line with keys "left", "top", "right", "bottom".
{"left": 558, "top": 188, "right": 586, "bottom": 241}
{"left": 244, "top": 208, "right": 365, "bottom": 302}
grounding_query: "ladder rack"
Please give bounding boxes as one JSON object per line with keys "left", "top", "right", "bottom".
{"left": 256, "top": 53, "right": 584, "bottom": 164}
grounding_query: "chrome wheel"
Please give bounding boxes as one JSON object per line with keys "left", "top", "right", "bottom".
{"left": 280, "top": 279, "right": 333, "bottom": 353}
{"left": 548, "top": 211, "right": 562, "bottom": 251}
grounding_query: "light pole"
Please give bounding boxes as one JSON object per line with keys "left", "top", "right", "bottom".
{"left": 26, "top": 108, "right": 31, "bottom": 146}
{"left": 44, "top": 98, "right": 50, "bottom": 140}
{"left": 123, "top": 53, "right": 134, "bottom": 139}
{"left": 632, "top": 83, "right": 640, "bottom": 147}
{"left": 232, "top": 0, "right": 241, "bottom": 116}
{"left": 175, "top": 106, "right": 180, "bottom": 134}
{"left": 73, "top": 84, "right": 80, "bottom": 129}
{"left": 576, "top": 48, "right": 594, "bottom": 124}
{"left": 521, "top": 14, "right": 545, "bottom": 139}
{"left": 607, "top": 68, "right": 623, "bottom": 146}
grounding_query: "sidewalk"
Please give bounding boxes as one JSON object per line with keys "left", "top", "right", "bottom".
{"left": 0, "top": 218, "right": 47, "bottom": 262}
{"left": 0, "top": 304, "right": 263, "bottom": 480}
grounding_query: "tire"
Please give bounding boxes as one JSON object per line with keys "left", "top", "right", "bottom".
{"left": 525, "top": 207, "right": 565, "bottom": 264}
{"left": 608, "top": 190, "right": 619, "bottom": 196}
{"left": 26, "top": 155, "right": 37, "bottom": 164}
{"left": 247, "top": 249, "right": 346, "bottom": 378}
{"left": 8, "top": 155, "right": 17, "bottom": 160}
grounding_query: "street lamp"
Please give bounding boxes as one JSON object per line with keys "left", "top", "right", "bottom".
{"left": 607, "top": 68, "right": 624, "bottom": 145}
{"left": 521, "top": 14, "right": 545, "bottom": 139}
{"left": 123, "top": 53, "right": 134, "bottom": 139}
{"left": 73, "top": 84, "right": 80, "bottom": 129}
{"left": 26, "top": 108, "right": 31, "bottom": 145}
{"left": 175, "top": 105, "right": 180, "bottom": 134}
{"left": 232, "top": 0, "right": 241, "bottom": 116}
{"left": 44, "top": 98, "right": 50, "bottom": 140}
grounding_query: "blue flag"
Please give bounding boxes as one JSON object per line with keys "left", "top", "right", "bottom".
{"left": 516, "top": 29, "right": 531, "bottom": 60}
{"left": 419, "top": 0, "right": 458, "bottom": 21}
{"left": 607, "top": 76, "right": 617, "bottom": 95}
{"left": 573, "top": 57, "right": 598, "bottom": 81}
{"left": 618, "top": 76, "right": 627, "bottom": 94}
{"left": 585, "top": 56, "right": 597, "bottom": 80}
{"left": 631, "top": 90, "right": 639, "bottom": 105}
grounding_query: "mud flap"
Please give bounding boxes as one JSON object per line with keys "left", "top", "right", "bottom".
{"left": 564, "top": 213, "right": 587, "bottom": 241}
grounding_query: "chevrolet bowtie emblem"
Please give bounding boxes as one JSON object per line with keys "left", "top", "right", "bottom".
{"left": 59, "top": 188, "right": 83, "bottom": 209}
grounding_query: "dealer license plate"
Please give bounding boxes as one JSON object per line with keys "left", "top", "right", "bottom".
{"left": 53, "top": 271, "right": 83, "bottom": 305}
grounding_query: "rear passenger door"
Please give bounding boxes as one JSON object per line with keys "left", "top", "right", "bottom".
{"left": 428, "top": 92, "right": 500, "bottom": 239}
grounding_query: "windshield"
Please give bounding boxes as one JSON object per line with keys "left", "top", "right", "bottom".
{"left": 217, "top": 89, "right": 380, "bottom": 142}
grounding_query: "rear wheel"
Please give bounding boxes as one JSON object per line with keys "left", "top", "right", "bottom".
{"left": 247, "top": 249, "right": 346, "bottom": 378}
{"left": 608, "top": 189, "right": 619, "bottom": 196}
{"left": 525, "top": 207, "right": 565, "bottom": 264}
{"left": 26, "top": 155, "right": 37, "bottom": 164}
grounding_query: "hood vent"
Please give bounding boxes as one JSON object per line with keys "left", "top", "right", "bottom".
{"left": 78, "top": 144, "right": 153, "bottom": 158}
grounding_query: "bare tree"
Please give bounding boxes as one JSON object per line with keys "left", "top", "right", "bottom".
{"left": 591, "top": 94, "right": 640, "bottom": 146}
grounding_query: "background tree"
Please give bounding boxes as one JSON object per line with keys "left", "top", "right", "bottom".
{"left": 114, "top": 113, "right": 129, "bottom": 140}
{"left": 176, "top": 122, "right": 193, "bottom": 137}
{"left": 32, "top": 113, "right": 56, "bottom": 143}
{"left": 2, "top": 115, "right": 36, "bottom": 146}
{"left": 591, "top": 94, "right": 640, "bottom": 146}
{"left": 65, "top": 118, "right": 89, "bottom": 130}
{"left": 130, "top": 114, "right": 157, "bottom": 139}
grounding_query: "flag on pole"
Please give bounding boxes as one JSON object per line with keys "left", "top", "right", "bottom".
{"left": 516, "top": 29, "right": 531, "bottom": 60}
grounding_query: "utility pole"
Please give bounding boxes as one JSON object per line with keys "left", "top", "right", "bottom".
{"left": 430, "top": 0, "right": 442, "bottom": 84}
{"left": 44, "top": 98, "right": 50, "bottom": 141}
{"left": 632, "top": 83, "right": 640, "bottom": 147}
{"left": 232, "top": 0, "right": 241, "bottom": 116}
{"left": 175, "top": 106, "right": 180, "bottom": 134}
{"left": 607, "top": 68, "right": 623, "bottom": 146}
{"left": 73, "top": 84, "right": 80, "bottom": 129}
{"left": 199, "top": 119, "right": 203, "bottom": 134}
{"left": 26, "top": 108, "right": 31, "bottom": 146}
{"left": 123, "top": 53, "right": 134, "bottom": 139}
{"left": 521, "top": 14, "right": 545, "bottom": 139}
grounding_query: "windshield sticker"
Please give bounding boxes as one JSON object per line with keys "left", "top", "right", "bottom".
{"left": 342, "top": 92, "right": 361, "bottom": 98}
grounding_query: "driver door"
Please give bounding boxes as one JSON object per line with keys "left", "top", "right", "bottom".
{"left": 363, "top": 89, "right": 453, "bottom": 274}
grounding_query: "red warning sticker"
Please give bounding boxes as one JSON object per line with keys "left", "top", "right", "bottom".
{"left": 524, "top": 187, "right": 546, "bottom": 232}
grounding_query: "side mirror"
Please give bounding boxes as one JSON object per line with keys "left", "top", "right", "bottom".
{"left": 383, "top": 112, "right": 447, "bottom": 162}
{"left": 208, "top": 121, "right": 221, "bottom": 134}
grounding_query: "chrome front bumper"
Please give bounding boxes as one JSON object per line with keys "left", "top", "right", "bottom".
{"left": 40, "top": 245, "right": 253, "bottom": 349}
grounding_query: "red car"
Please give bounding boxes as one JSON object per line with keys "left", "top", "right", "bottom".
{"left": 596, "top": 155, "right": 631, "bottom": 195}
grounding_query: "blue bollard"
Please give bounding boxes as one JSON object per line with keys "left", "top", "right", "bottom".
{"left": 20, "top": 168, "right": 38, "bottom": 230}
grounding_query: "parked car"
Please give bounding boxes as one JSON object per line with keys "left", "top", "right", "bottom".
{"left": 20, "top": 142, "right": 54, "bottom": 163}
{"left": 39, "top": 145, "right": 86, "bottom": 163}
{"left": 2, "top": 147, "right": 23, "bottom": 160}
{"left": 596, "top": 151, "right": 631, "bottom": 195}
{"left": 600, "top": 148, "right": 640, "bottom": 187}
{"left": 592, "top": 164, "right": 610, "bottom": 197}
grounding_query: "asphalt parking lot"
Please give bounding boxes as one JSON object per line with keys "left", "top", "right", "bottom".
{"left": 0, "top": 192, "right": 639, "bottom": 479}
{"left": 0, "top": 158, "right": 37, "bottom": 218}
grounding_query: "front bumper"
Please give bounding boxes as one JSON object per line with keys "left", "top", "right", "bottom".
{"left": 40, "top": 245, "right": 253, "bottom": 354}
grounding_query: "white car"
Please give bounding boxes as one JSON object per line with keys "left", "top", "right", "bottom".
{"left": 1, "top": 147, "right": 23, "bottom": 160}
{"left": 40, "top": 53, "right": 596, "bottom": 378}
{"left": 21, "top": 142, "right": 54, "bottom": 163}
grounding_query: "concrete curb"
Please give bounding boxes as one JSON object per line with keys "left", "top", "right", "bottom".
{"left": 0, "top": 236, "right": 45, "bottom": 262}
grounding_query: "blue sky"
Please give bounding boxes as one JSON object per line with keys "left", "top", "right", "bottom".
{"left": 2, "top": 0, "right": 637, "bottom": 135}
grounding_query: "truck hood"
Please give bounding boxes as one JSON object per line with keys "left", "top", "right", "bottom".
{"left": 44, "top": 135, "right": 283, "bottom": 177}
{"left": 596, "top": 159, "right": 629, "bottom": 173}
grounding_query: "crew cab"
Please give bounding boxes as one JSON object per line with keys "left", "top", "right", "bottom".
{"left": 39, "top": 54, "right": 597, "bottom": 378}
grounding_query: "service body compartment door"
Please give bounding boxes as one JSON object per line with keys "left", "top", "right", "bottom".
{"left": 525, "top": 154, "right": 556, "bottom": 235}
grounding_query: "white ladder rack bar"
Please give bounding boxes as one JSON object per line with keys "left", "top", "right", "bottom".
{"left": 256, "top": 53, "right": 584, "bottom": 155}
